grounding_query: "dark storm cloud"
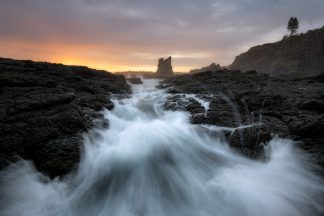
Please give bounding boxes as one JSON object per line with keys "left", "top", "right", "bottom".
{"left": 1, "top": 0, "right": 324, "bottom": 71}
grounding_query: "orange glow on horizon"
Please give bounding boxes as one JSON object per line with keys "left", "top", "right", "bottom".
{"left": 0, "top": 39, "right": 192, "bottom": 73}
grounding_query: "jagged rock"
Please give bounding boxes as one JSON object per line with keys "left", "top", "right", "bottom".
{"left": 163, "top": 95, "right": 205, "bottom": 114}
{"left": 229, "top": 125, "right": 271, "bottom": 159}
{"left": 0, "top": 57, "right": 130, "bottom": 178}
{"left": 161, "top": 70, "right": 324, "bottom": 166}
{"left": 230, "top": 27, "right": 324, "bottom": 77}
{"left": 189, "top": 63, "right": 221, "bottom": 74}
{"left": 156, "top": 56, "right": 173, "bottom": 78}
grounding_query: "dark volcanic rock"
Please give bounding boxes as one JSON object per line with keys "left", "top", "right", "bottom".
{"left": 161, "top": 70, "right": 324, "bottom": 165}
{"left": 164, "top": 95, "right": 205, "bottom": 113}
{"left": 229, "top": 125, "right": 271, "bottom": 159}
{"left": 0, "top": 57, "right": 130, "bottom": 178}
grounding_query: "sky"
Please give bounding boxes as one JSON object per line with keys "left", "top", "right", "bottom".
{"left": 1, "top": 0, "right": 324, "bottom": 72}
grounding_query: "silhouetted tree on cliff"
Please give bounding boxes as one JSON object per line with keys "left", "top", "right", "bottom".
{"left": 287, "top": 17, "right": 299, "bottom": 36}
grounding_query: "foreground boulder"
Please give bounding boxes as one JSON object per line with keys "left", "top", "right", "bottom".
{"left": 0, "top": 57, "right": 130, "bottom": 178}
{"left": 161, "top": 70, "right": 324, "bottom": 166}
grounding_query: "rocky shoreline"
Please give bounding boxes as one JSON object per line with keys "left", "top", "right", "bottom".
{"left": 0, "top": 58, "right": 130, "bottom": 178}
{"left": 1, "top": 57, "right": 323, "bottom": 178}
{"left": 160, "top": 70, "right": 324, "bottom": 169}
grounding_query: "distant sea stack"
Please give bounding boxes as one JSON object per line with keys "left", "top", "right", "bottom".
{"left": 156, "top": 56, "right": 174, "bottom": 78}
{"left": 230, "top": 26, "right": 324, "bottom": 77}
{"left": 189, "top": 63, "right": 221, "bottom": 74}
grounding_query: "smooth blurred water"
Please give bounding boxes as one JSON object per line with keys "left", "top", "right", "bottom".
{"left": 0, "top": 79, "right": 323, "bottom": 216}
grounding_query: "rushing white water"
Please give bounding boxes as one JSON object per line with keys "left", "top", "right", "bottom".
{"left": 1, "top": 79, "right": 324, "bottom": 216}
{"left": 184, "top": 94, "right": 211, "bottom": 113}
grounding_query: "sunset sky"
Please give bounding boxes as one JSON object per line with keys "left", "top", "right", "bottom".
{"left": 1, "top": 0, "right": 324, "bottom": 72}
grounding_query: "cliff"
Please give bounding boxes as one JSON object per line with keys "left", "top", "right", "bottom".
{"left": 230, "top": 27, "right": 324, "bottom": 76}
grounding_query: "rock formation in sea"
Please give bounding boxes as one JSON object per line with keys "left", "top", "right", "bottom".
{"left": 156, "top": 56, "right": 173, "bottom": 77}
{"left": 230, "top": 26, "right": 324, "bottom": 77}
{"left": 0, "top": 57, "right": 130, "bottom": 178}
{"left": 189, "top": 63, "right": 221, "bottom": 74}
{"left": 160, "top": 70, "right": 324, "bottom": 168}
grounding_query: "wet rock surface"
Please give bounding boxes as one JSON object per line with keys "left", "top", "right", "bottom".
{"left": 0, "top": 57, "right": 130, "bottom": 178}
{"left": 161, "top": 70, "right": 324, "bottom": 166}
